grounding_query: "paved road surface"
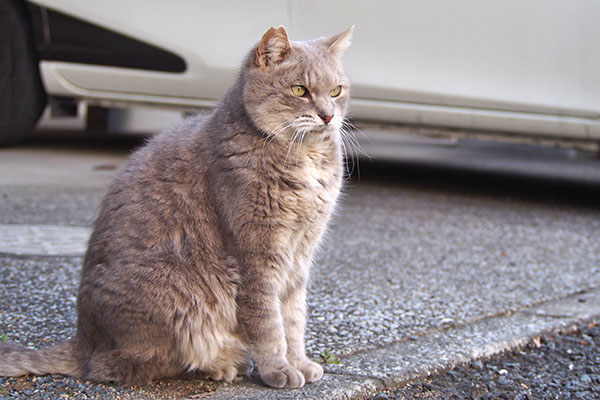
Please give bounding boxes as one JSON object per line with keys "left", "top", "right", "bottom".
{"left": 0, "top": 131, "right": 599, "bottom": 399}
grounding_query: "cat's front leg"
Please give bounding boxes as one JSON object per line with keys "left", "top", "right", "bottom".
{"left": 237, "top": 267, "right": 305, "bottom": 389}
{"left": 282, "top": 282, "right": 324, "bottom": 384}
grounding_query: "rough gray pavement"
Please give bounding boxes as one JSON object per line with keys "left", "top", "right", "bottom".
{"left": 372, "top": 320, "right": 600, "bottom": 399}
{"left": 1, "top": 133, "right": 600, "bottom": 399}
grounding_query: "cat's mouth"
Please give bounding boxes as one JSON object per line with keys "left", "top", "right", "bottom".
{"left": 311, "top": 122, "right": 338, "bottom": 135}
{"left": 289, "top": 126, "right": 326, "bottom": 137}
{"left": 286, "top": 119, "right": 334, "bottom": 139}
{"left": 311, "top": 125, "right": 328, "bottom": 134}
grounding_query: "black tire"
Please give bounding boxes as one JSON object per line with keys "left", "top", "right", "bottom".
{"left": 0, "top": 0, "right": 47, "bottom": 146}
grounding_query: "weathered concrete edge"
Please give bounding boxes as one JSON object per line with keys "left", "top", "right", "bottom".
{"left": 203, "top": 373, "right": 383, "bottom": 400}
{"left": 334, "top": 287, "right": 600, "bottom": 389}
{"left": 198, "top": 287, "right": 600, "bottom": 400}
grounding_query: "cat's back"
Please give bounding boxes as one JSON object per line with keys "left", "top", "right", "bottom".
{"left": 84, "top": 113, "right": 216, "bottom": 266}
{"left": 126, "top": 113, "right": 211, "bottom": 178}
{"left": 109, "top": 112, "right": 212, "bottom": 205}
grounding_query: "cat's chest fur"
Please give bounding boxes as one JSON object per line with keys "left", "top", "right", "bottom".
{"left": 259, "top": 139, "right": 342, "bottom": 281}
{"left": 275, "top": 141, "right": 342, "bottom": 226}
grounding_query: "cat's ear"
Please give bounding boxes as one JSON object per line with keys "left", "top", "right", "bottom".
{"left": 324, "top": 26, "right": 355, "bottom": 56}
{"left": 256, "top": 26, "right": 292, "bottom": 69}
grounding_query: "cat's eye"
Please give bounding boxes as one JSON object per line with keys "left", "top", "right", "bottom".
{"left": 330, "top": 86, "right": 342, "bottom": 98}
{"left": 291, "top": 85, "right": 307, "bottom": 97}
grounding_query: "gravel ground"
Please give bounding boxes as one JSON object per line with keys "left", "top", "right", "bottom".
{"left": 370, "top": 321, "right": 600, "bottom": 400}
{"left": 0, "top": 374, "right": 219, "bottom": 399}
{"left": 4, "top": 321, "right": 599, "bottom": 400}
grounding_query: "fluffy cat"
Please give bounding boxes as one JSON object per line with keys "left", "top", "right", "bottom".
{"left": 0, "top": 25, "right": 353, "bottom": 389}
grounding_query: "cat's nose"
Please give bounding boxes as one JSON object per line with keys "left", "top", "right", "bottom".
{"left": 319, "top": 114, "right": 333, "bottom": 124}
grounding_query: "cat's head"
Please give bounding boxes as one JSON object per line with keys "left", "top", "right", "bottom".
{"left": 243, "top": 26, "right": 353, "bottom": 142}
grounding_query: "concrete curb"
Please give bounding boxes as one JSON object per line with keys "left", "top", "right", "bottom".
{"left": 202, "top": 287, "right": 600, "bottom": 400}
{"left": 0, "top": 224, "right": 89, "bottom": 256}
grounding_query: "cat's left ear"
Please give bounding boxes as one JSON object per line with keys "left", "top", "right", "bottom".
{"left": 324, "top": 26, "right": 355, "bottom": 56}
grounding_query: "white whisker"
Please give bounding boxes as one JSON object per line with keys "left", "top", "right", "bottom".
{"left": 338, "top": 129, "right": 352, "bottom": 178}
{"left": 337, "top": 119, "right": 370, "bottom": 179}
{"left": 340, "top": 121, "right": 369, "bottom": 159}
{"left": 285, "top": 128, "right": 303, "bottom": 166}
{"left": 342, "top": 119, "right": 369, "bottom": 141}
{"left": 295, "top": 128, "right": 309, "bottom": 164}
{"left": 263, "top": 121, "right": 295, "bottom": 147}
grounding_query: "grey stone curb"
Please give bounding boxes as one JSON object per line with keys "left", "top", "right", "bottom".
{"left": 202, "top": 287, "right": 600, "bottom": 400}
{"left": 0, "top": 224, "right": 90, "bottom": 256}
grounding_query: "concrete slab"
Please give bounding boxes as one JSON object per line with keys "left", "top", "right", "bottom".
{"left": 197, "top": 288, "right": 600, "bottom": 399}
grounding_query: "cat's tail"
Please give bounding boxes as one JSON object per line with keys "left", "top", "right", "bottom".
{"left": 0, "top": 339, "right": 81, "bottom": 377}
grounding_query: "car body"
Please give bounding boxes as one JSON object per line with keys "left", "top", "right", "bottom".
{"left": 3, "top": 0, "right": 600, "bottom": 150}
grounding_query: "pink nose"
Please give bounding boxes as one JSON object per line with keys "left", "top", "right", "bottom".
{"left": 319, "top": 114, "right": 333, "bottom": 124}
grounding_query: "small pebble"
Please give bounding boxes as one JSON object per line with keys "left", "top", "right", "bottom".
{"left": 515, "top": 392, "right": 531, "bottom": 400}
{"left": 496, "top": 376, "right": 509, "bottom": 386}
{"left": 373, "top": 393, "right": 390, "bottom": 400}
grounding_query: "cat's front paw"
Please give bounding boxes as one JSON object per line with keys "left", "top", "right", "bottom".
{"left": 296, "top": 359, "right": 323, "bottom": 383}
{"left": 260, "top": 363, "right": 305, "bottom": 388}
{"left": 209, "top": 365, "right": 238, "bottom": 383}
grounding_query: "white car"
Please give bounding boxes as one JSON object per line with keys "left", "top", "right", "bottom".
{"left": 2, "top": 0, "right": 599, "bottom": 152}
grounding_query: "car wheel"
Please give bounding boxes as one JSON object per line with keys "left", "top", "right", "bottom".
{"left": 0, "top": 0, "right": 47, "bottom": 146}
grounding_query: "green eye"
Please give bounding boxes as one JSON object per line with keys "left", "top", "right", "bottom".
{"left": 330, "top": 85, "right": 342, "bottom": 97}
{"left": 291, "top": 85, "right": 307, "bottom": 97}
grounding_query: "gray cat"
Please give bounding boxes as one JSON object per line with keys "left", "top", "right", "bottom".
{"left": 0, "top": 25, "right": 353, "bottom": 389}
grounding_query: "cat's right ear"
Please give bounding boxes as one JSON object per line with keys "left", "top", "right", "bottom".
{"left": 256, "top": 26, "right": 292, "bottom": 69}
{"left": 325, "top": 26, "right": 355, "bottom": 57}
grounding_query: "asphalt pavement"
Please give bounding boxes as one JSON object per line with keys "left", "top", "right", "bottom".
{"left": 1, "top": 131, "right": 599, "bottom": 399}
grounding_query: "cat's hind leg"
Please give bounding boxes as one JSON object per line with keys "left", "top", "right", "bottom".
{"left": 86, "top": 347, "right": 182, "bottom": 385}
{"left": 205, "top": 338, "right": 251, "bottom": 382}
